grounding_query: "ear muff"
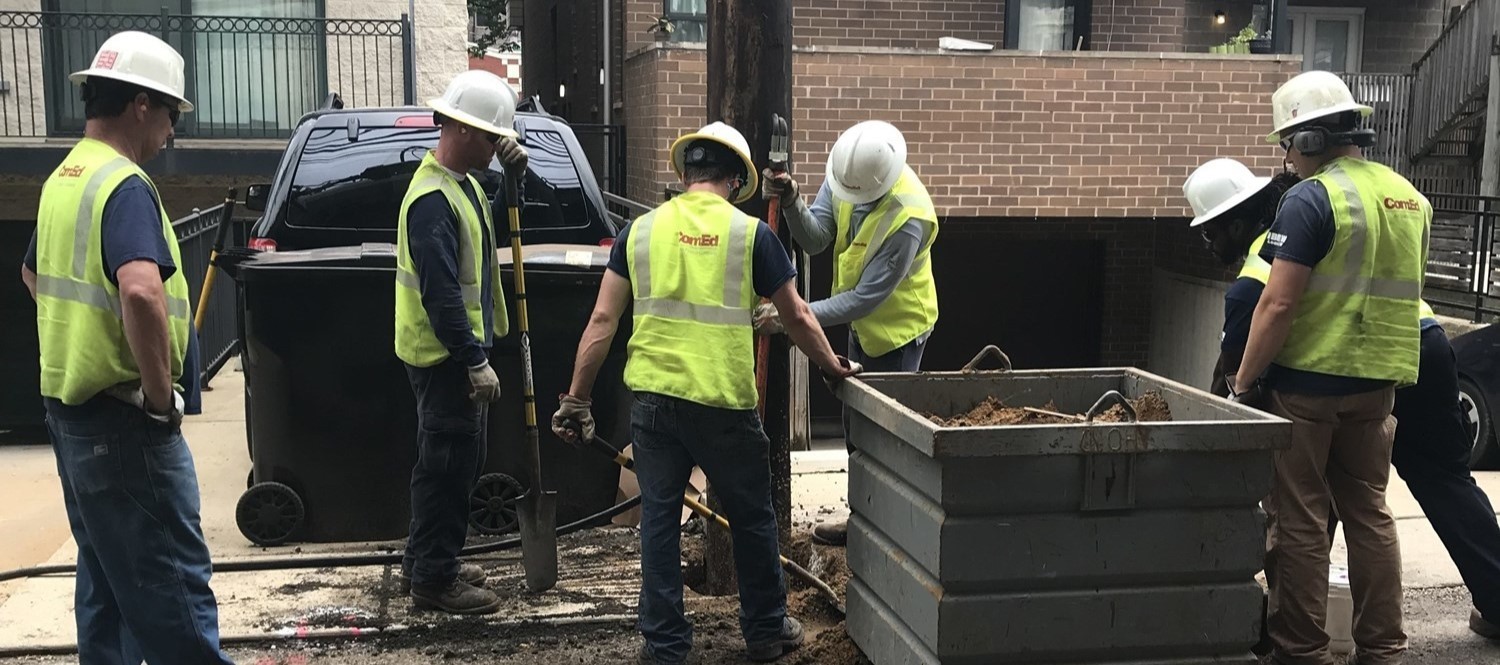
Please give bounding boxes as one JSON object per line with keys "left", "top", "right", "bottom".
{"left": 1292, "top": 127, "right": 1330, "bottom": 156}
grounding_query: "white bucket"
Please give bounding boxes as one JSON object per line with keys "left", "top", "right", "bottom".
{"left": 1326, "top": 565, "right": 1355, "bottom": 655}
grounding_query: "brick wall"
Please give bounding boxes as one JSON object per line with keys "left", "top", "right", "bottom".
{"left": 792, "top": 0, "right": 1004, "bottom": 49}
{"left": 623, "top": 44, "right": 1297, "bottom": 216}
{"left": 1093, "top": 0, "right": 1187, "bottom": 52}
{"left": 1181, "top": 0, "right": 1447, "bottom": 72}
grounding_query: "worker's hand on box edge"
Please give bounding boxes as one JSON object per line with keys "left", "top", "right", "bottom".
{"left": 1225, "top": 374, "right": 1265, "bottom": 409}
{"left": 467, "top": 362, "right": 502, "bottom": 403}
{"left": 551, "top": 393, "right": 595, "bottom": 445}
{"left": 821, "top": 356, "right": 863, "bottom": 393}
{"left": 752, "top": 303, "right": 784, "bottom": 336}
{"left": 761, "top": 169, "right": 798, "bottom": 205}
{"left": 498, "top": 137, "right": 529, "bottom": 172}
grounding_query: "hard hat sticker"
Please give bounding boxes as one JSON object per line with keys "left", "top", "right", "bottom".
{"left": 95, "top": 50, "right": 119, "bottom": 69}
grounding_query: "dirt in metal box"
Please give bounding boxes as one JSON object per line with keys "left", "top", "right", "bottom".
{"left": 838, "top": 350, "right": 1291, "bottom": 665}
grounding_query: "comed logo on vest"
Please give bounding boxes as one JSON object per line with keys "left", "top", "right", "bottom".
{"left": 57, "top": 165, "right": 86, "bottom": 178}
{"left": 1383, "top": 197, "right": 1421, "bottom": 211}
{"left": 677, "top": 231, "right": 720, "bottom": 247}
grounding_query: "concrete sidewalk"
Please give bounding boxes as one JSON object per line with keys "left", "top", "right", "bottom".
{"left": 0, "top": 367, "right": 1495, "bottom": 661}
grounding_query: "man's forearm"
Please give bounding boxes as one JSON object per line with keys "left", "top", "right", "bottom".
{"left": 1235, "top": 303, "right": 1294, "bottom": 391}
{"left": 785, "top": 197, "right": 833, "bottom": 254}
{"left": 568, "top": 317, "right": 619, "bottom": 399}
{"left": 21, "top": 266, "right": 36, "bottom": 300}
{"left": 121, "top": 287, "right": 174, "bottom": 409}
{"left": 780, "top": 301, "right": 841, "bottom": 372}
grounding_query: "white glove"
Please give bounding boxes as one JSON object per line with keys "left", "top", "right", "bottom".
{"left": 551, "top": 394, "right": 595, "bottom": 445}
{"left": 497, "top": 137, "right": 529, "bottom": 172}
{"left": 761, "top": 169, "right": 799, "bottom": 205}
{"left": 468, "top": 362, "right": 502, "bottom": 403}
{"left": 753, "top": 303, "right": 784, "bottom": 336}
{"left": 821, "top": 356, "right": 864, "bottom": 393}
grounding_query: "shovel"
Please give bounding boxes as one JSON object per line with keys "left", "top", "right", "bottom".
{"left": 572, "top": 428, "right": 845, "bottom": 616}
{"left": 504, "top": 168, "right": 558, "bottom": 592}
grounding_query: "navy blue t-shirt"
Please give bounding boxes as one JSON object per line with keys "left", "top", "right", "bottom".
{"left": 404, "top": 179, "right": 495, "bottom": 369}
{"left": 606, "top": 219, "right": 798, "bottom": 299}
{"left": 24, "top": 175, "right": 201, "bottom": 412}
{"left": 1251, "top": 179, "right": 1396, "bottom": 395}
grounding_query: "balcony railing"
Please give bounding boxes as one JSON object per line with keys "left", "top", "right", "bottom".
{"left": 0, "top": 10, "right": 414, "bottom": 140}
{"left": 1407, "top": 0, "right": 1498, "bottom": 162}
{"left": 1339, "top": 72, "right": 1411, "bottom": 172}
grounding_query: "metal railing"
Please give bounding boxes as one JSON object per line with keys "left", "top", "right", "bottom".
{"left": 172, "top": 204, "right": 246, "bottom": 385}
{"left": 1340, "top": 73, "right": 1411, "bottom": 173}
{"left": 0, "top": 10, "right": 414, "bottom": 139}
{"left": 1423, "top": 192, "right": 1500, "bottom": 322}
{"left": 570, "top": 122, "right": 627, "bottom": 198}
{"left": 1407, "top": 0, "right": 1497, "bottom": 162}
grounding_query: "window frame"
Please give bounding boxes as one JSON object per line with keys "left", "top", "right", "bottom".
{"left": 1289, "top": 6, "right": 1365, "bottom": 73}
{"left": 663, "top": 0, "right": 707, "bottom": 43}
{"left": 1005, "top": 0, "right": 1093, "bottom": 51}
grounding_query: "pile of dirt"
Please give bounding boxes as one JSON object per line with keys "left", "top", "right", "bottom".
{"left": 931, "top": 390, "right": 1174, "bottom": 427}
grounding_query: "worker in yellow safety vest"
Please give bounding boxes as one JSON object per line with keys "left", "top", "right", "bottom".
{"left": 758, "top": 120, "right": 939, "bottom": 547}
{"left": 550, "top": 122, "right": 859, "bottom": 664}
{"left": 18, "top": 31, "right": 234, "bottom": 664}
{"left": 1230, "top": 71, "right": 1431, "bottom": 665}
{"left": 392, "top": 70, "right": 529, "bottom": 615}
{"left": 1184, "top": 156, "right": 1500, "bottom": 652}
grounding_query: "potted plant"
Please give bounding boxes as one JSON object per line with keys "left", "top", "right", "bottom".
{"left": 647, "top": 16, "right": 675, "bottom": 42}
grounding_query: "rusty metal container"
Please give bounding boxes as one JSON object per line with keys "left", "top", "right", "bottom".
{"left": 840, "top": 348, "right": 1290, "bottom": 665}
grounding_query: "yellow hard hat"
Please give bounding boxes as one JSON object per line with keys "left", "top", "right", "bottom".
{"left": 670, "top": 121, "right": 758, "bottom": 204}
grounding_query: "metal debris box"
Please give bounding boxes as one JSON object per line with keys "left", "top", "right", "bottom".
{"left": 839, "top": 351, "right": 1291, "bottom": 665}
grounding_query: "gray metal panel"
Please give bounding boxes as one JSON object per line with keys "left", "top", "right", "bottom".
{"left": 848, "top": 578, "right": 941, "bottom": 665}
{"left": 850, "top": 453, "right": 1267, "bottom": 592}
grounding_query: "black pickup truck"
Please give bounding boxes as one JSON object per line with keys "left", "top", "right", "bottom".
{"left": 243, "top": 106, "right": 618, "bottom": 251}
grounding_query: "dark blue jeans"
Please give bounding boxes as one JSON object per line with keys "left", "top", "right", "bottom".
{"left": 1392, "top": 326, "right": 1500, "bottom": 621}
{"left": 631, "top": 393, "right": 786, "bottom": 663}
{"left": 46, "top": 398, "right": 231, "bottom": 665}
{"left": 403, "top": 358, "right": 488, "bottom": 589}
{"left": 843, "top": 331, "right": 927, "bottom": 452}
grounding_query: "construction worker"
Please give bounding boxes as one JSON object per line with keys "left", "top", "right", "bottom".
{"left": 757, "top": 120, "right": 938, "bottom": 547}
{"left": 1184, "top": 159, "right": 1500, "bottom": 644}
{"left": 393, "top": 70, "right": 529, "bottom": 615}
{"left": 1231, "top": 71, "right": 1431, "bottom": 665}
{"left": 17, "top": 31, "right": 232, "bottom": 664}
{"left": 549, "top": 122, "right": 860, "bottom": 664}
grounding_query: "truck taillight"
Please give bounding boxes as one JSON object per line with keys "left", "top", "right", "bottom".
{"left": 248, "top": 237, "right": 278, "bottom": 252}
{"left": 598, "top": 237, "right": 615, "bottom": 248}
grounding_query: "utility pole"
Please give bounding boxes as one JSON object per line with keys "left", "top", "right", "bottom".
{"left": 700, "top": 0, "right": 794, "bottom": 596}
{"left": 1482, "top": 36, "right": 1500, "bottom": 198}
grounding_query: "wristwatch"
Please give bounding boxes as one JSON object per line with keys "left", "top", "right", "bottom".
{"left": 146, "top": 391, "right": 186, "bottom": 429}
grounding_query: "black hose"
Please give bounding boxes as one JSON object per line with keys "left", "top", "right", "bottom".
{"left": 0, "top": 495, "right": 641, "bottom": 583}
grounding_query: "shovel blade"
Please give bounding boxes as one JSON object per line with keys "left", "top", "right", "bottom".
{"left": 517, "top": 489, "right": 558, "bottom": 592}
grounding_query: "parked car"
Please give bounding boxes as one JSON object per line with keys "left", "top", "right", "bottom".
{"left": 244, "top": 106, "right": 618, "bottom": 250}
{"left": 1452, "top": 323, "right": 1500, "bottom": 469}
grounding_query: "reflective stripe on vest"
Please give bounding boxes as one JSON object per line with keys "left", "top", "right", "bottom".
{"left": 34, "top": 138, "right": 191, "bottom": 405}
{"left": 1239, "top": 232, "right": 1272, "bottom": 284}
{"left": 393, "top": 152, "right": 508, "bottom": 367}
{"left": 831, "top": 166, "right": 940, "bottom": 357}
{"left": 1277, "top": 158, "right": 1428, "bottom": 384}
{"left": 623, "top": 192, "right": 758, "bottom": 409}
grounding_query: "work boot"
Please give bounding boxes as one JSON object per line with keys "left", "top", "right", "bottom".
{"left": 1473, "top": 607, "right": 1500, "bottom": 641}
{"left": 745, "top": 617, "right": 805, "bottom": 662}
{"left": 410, "top": 578, "right": 500, "bottom": 615}
{"left": 812, "top": 520, "right": 847, "bottom": 547}
{"left": 638, "top": 643, "right": 689, "bottom": 664}
{"left": 397, "top": 562, "right": 486, "bottom": 593}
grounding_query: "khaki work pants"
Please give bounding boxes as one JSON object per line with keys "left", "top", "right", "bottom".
{"left": 1265, "top": 387, "right": 1406, "bottom": 665}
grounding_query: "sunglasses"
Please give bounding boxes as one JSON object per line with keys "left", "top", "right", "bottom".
{"left": 150, "top": 94, "right": 181, "bottom": 126}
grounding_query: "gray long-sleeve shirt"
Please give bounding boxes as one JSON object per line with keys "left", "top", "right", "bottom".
{"left": 784, "top": 182, "right": 933, "bottom": 338}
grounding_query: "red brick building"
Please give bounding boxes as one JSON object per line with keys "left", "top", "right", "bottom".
{"left": 513, "top": 0, "right": 1459, "bottom": 391}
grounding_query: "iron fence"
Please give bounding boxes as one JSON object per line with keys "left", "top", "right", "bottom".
{"left": 1423, "top": 192, "right": 1500, "bottom": 322}
{"left": 570, "top": 122, "right": 626, "bottom": 198}
{"left": 172, "top": 203, "right": 246, "bottom": 385}
{"left": 0, "top": 10, "right": 414, "bottom": 139}
{"left": 1339, "top": 72, "right": 1410, "bottom": 173}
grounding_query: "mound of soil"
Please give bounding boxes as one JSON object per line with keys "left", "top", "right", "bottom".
{"left": 931, "top": 390, "right": 1174, "bottom": 427}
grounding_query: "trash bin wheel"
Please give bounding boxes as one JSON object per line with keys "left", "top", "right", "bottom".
{"left": 237, "top": 481, "right": 304, "bottom": 546}
{"left": 470, "top": 473, "right": 524, "bottom": 535}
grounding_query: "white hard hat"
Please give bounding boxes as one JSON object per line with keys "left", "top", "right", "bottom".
{"left": 428, "top": 70, "right": 519, "bottom": 139}
{"left": 1182, "top": 158, "right": 1273, "bottom": 227}
{"left": 670, "top": 121, "right": 759, "bottom": 204}
{"left": 70, "top": 31, "right": 192, "bottom": 112}
{"left": 826, "top": 121, "right": 907, "bottom": 205}
{"left": 1266, "top": 70, "right": 1373, "bottom": 143}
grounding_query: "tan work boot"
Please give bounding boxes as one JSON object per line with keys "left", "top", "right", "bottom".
{"left": 411, "top": 578, "right": 500, "bottom": 615}
{"left": 812, "top": 521, "right": 847, "bottom": 547}
{"left": 398, "top": 562, "right": 486, "bottom": 593}
{"left": 745, "top": 617, "right": 805, "bottom": 662}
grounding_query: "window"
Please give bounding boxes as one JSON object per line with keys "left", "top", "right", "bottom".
{"left": 664, "top": 0, "right": 707, "bottom": 43}
{"left": 285, "top": 127, "right": 436, "bottom": 231}
{"left": 1006, "top": 0, "right": 1091, "bottom": 51}
{"left": 43, "top": 0, "right": 324, "bottom": 136}
{"left": 1289, "top": 7, "right": 1364, "bottom": 73}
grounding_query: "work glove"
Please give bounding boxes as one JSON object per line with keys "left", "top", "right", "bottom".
{"left": 468, "top": 362, "right": 502, "bottom": 403}
{"left": 104, "top": 385, "right": 185, "bottom": 429}
{"left": 497, "top": 136, "right": 529, "bottom": 172}
{"left": 761, "top": 169, "right": 798, "bottom": 206}
{"left": 551, "top": 394, "right": 595, "bottom": 445}
{"left": 1226, "top": 375, "right": 1265, "bottom": 409}
{"left": 821, "top": 356, "right": 863, "bottom": 394}
{"left": 753, "top": 303, "right": 784, "bottom": 336}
